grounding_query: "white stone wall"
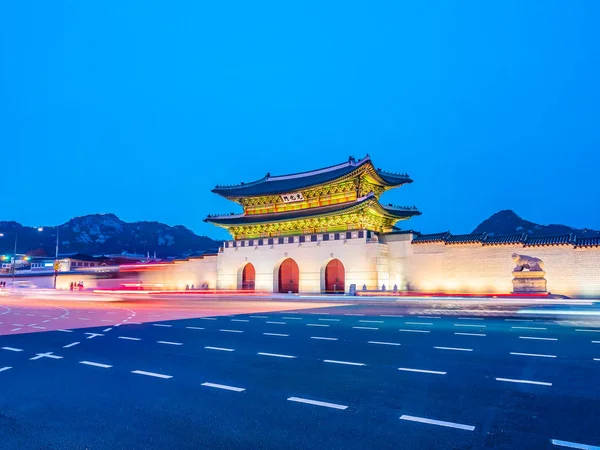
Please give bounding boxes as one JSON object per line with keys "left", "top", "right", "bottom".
{"left": 137, "top": 257, "right": 218, "bottom": 290}
{"left": 217, "top": 236, "right": 387, "bottom": 293}
{"left": 392, "top": 235, "right": 600, "bottom": 298}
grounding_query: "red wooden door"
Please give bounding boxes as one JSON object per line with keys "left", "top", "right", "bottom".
{"left": 242, "top": 263, "right": 255, "bottom": 290}
{"left": 278, "top": 258, "right": 299, "bottom": 293}
{"left": 325, "top": 259, "right": 345, "bottom": 293}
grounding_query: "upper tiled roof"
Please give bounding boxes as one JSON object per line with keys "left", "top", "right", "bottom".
{"left": 523, "top": 234, "right": 574, "bottom": 246}
{"left": 205, "top": 193, "right": 420, "bottom": 226}
{"left": 574, "top": 236, "right": 600, "bottom": 247}
{"left": 482, "top": 233, "right": 526, "bottom": 245}
{"left": 211, "top": 155, "right": 412, "bottom": 197}
{"left": 445, "top": 233, "right": 487, "bottom": 245}
{"left": 412, "top": 232, "right": 450, "bottom": 244}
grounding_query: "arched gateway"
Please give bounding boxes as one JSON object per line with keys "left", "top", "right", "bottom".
{"left": 241, "top": 263, "right": 255, "bottom": 290}
{"left": 325, "top": 259, "right": 345, "bottom": 293}
{"left": 278, "top": 258, "right": 299, "bottom": 293}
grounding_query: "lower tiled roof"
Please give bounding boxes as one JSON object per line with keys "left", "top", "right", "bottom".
{"left": 482, "top": 233, "right": 526, "bottom": 245}
{"left": 575, "top": 236, "right": 600, "bottom": 247}
{"left": 412, "top": 232, "right": 450, "bottom": 244}
{"left": 411, "top": 231, "right": 599, "bottom": 248}
{"left": 445, "top": 233, "right": 487, "bottom": 245}
{"left": 523, "top": 234, "right": 574, "bottom": 246}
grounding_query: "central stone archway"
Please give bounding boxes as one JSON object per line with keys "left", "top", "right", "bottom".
{"left": 277, "top": 258, "right": 299, "bottom": 293}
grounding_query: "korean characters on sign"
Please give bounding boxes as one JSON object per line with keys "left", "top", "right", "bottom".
{"left": 280, "top": 192, "right": 305, "bottom": 203}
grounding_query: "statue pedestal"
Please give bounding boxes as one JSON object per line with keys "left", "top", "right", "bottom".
{"left": 512, "top": 271, "right": 547, "bottom": 294}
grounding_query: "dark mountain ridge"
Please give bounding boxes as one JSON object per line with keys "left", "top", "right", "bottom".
{"left": 0, "top": 213, "right": 220, "bottom": 258}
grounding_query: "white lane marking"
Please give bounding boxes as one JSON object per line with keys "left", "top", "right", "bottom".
{"left": 257, "top": 352, "right": 296, "bottom": 359}
{"left": 103, "top": 327, "right": 113, "bottom": 332}
{"left": 309, "top": 312, "right": 330, "bottom": 315}
{"left": 56, "top": 329, "right": 73, "bottom": 333}
{"left": 311, "top": 336, "right": 338, "bottom": 341}
{"left": 505, "top": 319, "right": 533, "bottom": 322}
{"left": 0, "top": 366, "right": 12, "bottom": 372}
{"left": 131, "top": 370, "right": 172, "bottom": 379}
{"left": 85, "top": 333, "right": 104, "bottom": 339}
{"left": 12, "top": 323, "right": 24, "bottom": 326}
{"left": 496, "top": 377, "right": 552, "bottom": 386}
{"left": 101, "top": 319, "right": 113, "bottom": 322}
{"left": 344, "top": 313, "right": 364, "bottom": 316}
{"left": 63, "top": 342, "right": 80, "bottom": 348}
{"left": 201, "top": 382, "right": 245, "bottom": 392}
{"left": 231, "top": 319, "right": 249, "bottom": 322}
{"left": 434, "top": 346, "right": 473, "bottom": 352}
{"left": 359, "top": 320, "right": 384, "bottom": 323}
{"left": 205, "top": 346, "right": 234, "bottom": 352}
{"left": 398, "top": 367, "right": 446, "bottom": 375}
{"left": 282, "top": 317, "right": 302, "bottom": 320}
{"left": 454, "top": 332, "right": 487, "bottom": 337}
{"left": 219, "top": 329, "right": 244, "bottom": 333}
{"left": 31, "top": 326, "right": 46, "bottom": 329}
{"left": 323, "top": 359, "right": 365, "bottom": 366}
{"left": 152, "top": 324, "right": 172, "bottom": 327}
{"left": 318, "top": 318, "right": 340, "bottom": 322}
{"left": 263, "top": 333, "right": 289, "bottom": 337}
{"left": 10, "top": 328, "right": 21, "bottom": 332}
{"left": 519, "top": 336, "right": 558, "bottom": 341}
{"left": 368, "top": 341, "right": 400, "bottom": 346}
{"left": 287, "top": 396, "right": 347, "bottom": 410}
{"left": 157, "top": 341, "right": 183, "bottom": 346}
{"left": 186, "top": 326, "right": 205, "bottom": 330}
{"left": 405, "top": 322, "right": 433, "bottom": 326}
{"left": 551, "top": 438, "right": 600, "bottom": 449}
{"left": 199, "top": 317, "right": 217, "bottom": 320}
{"left": 592, "top": 341, "right": 600, "bottom": 344}
{"left": 594, "top": 358, "right": 600, "bottom": 361}
{"left": 1, "top": 347, "right": 23, "bottom": 352}
{"left": 399, "top": 414, "right": 475, "bottom": 431}
{"left": 307, "top": 324, "right": 329, "bottom": 327}
{"left": 118, "top": 336, "right": 141, "bottom": 341}
{"left": 458, "top": 317, "right": 484, "bottom": 320}
{"left": 575, "top": 329, "right": 600, "bottom": 333}
{"left": 353, "top": 326, "right": 379, "bottom": 330}
{"left": 511, "top": 326, "right": 547, "bottom": 330}
{"left": 80, "top": 361, "right": 112, "bottom": 368}
{"left": 417, "top": 316, "right": 441, "bottom": 319}
{"left": 454, "top": 324, "right": 486, "bottom": 328}
{"left": 399, "top": 329, "right": 430, "bottom": 333}
{"left": 266, "top": 321, "right": 286, "bottom": 325}
{"left": 30, "top": 352, "right": 63, "bottom": 360}
{"left": 381, "top": 314, "right": 403, "bottom": 317}
{"left": 249, "top": 315, "right": 268, "bottom": 319}
{"left": 510, "top": 352, "right": 556, "bottom": 358}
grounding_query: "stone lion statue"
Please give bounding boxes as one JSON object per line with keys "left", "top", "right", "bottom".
{"left": 512, "top": 253, "right": 544, "bottom": 272}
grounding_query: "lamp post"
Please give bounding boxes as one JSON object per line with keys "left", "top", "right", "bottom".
{"left": 0, "top": 231, "right": 18, "bottom": 282}
{"left": 38, "top": 226, "right": 60, "bottom": 289}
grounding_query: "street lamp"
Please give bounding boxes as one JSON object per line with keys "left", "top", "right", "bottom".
{"left": 38, "top": 226, "right": 60, "bottom": 289}
{"left": 0, "top": 231, "right": 19, "bottom": 282}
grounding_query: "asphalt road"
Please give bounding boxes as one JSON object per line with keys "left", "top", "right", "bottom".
{"left": 1, "top": 300, "right": 599, "bottom": 449}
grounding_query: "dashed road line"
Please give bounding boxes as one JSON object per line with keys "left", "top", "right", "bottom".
{"left": 80, "top": 361, "right": 112, "bottom": 369}
{"left": 103, "top": 328, "right": 113, "bottom": 332}
{"left": 519, "top": 336, "right": 558, "bottom": 341}
{"left": 551, "top": 438, "right": 600, "bottom": 449}
{"left": 496, "top": 377, "right": 552, "bottom": 386}
{"left": 30, "top": 352, "right": 63, "bottom": 361}
{"left": 381, "top": 314, "right": 403, "bottom": 317}
{"left": 454, "top": 324, "right": 486, "bottom": 328}
{"left": 505, "top": 319, "right": 533, "bottom": 322}
{"left": 344, "top": 313, "right": 364, "bottom": 316}
{"left": 318, "top": 318, "right": 340, "bottom": 322}
{"left": 511, "top": 326, "right": 547, "bottom": 330}
{"left": 56, "top": 329, "right": 73, "bottom": 333}
{"left": 307, "top": 324, "right": 329, "bottom": 327}
{"left": 399, "top": 329, "right": 430, "bottom": 333}
{"left": 0, "top": 367, "right": 12, "bottom": 372}
{"left": 398, "top": 367, "right": 446, "bottom": 375}
{"left": 186, "top": 326, "right": 205, "bottom": 330}
{"left": 455, "top": 332, "right": 486, "bottom": 337}
{"left": 399, "top": 415, "right": 475, "bottom": 431}
{"left": 592, "top": 341, "right": 600, "bottom": 344}
{"left": 118, "top": 337, "right": 141, "bottom": 341}
{"left": 458, "top": 317, "right": 484, "bottom": 320}
{"left": 510, "top": 352, "right": 556, "bottom": 358}
{"left": 85, "top": 333, "right": 104, "bottom": 339}
{"left": 266, "top": 321, "right": 286, "bottom": 325}
{"left": 368, "top": 341, "right": 400, "bottom": 346}
{"left": 205, "top": 346, "right": 234, "bottom": 352}
{"left": 201, "top": 382, "right": 245, "bottom": 392}
{"left": 417, "top": 316, "right": 441, "bottom": 319}
{"left": 575, "top": 329, "right": 600, "bottom": 333}
{"left": 434, "top": 346, "right": 473, "bottom": 352}
{"left": 287, "top": 396, "right": 347, "bottom": 410}
{"left": 311, "top": 336, "right": 338, "bottom": 341}
{"left": 10, "top": 328, "right": 21, "bottom": 332}
{"left": 405, "top": 322, "right": 433, "bottom": 326}
{"left": 263, "top": 333, "right": 289, "bottom": 337}
{"left": 131, "top": 370, "right": 172, "bottom": 379}
{"left": 63, "top": 342, "right": 80, "bottom": 348}
{"left": 219, "top": 329, "right": 244, "bottom": 333}
{"left": 282, "top": 317, "right": 302, "bottom": 320}
{"left": 199, "top": 317, "right": 217, "bottom": 321}
{"left": 152, "top": 324, "right": 172, "bottom": 327}
{"left": 1, "top": 347, "right": 23, "bottom": 352}
{"left": 249, "top": 315, "right": 268, "bottom": 319}
{"left": 231, "top": 319, "right": 249, "bottom": 322}
{"left": 257, "top": 352, "right": 296, "bottom": 359}
{"left": 359, "top": 320, "right": 384, "bottom": 323}
{"left": 309, "top": 312, "right": 330, "bottom": 315}
{"left": 157, "top": 341, "right": 183, "bottom": 346}
{"left": 324, "top": 359, "right": 365, "bottom": 366}
{"left": 353, "top": 326, "right": 379, "bottom": 330}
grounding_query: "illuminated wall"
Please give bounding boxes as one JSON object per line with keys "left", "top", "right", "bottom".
{"left": 385, "top": 233, "right": 600, "bottom": 298}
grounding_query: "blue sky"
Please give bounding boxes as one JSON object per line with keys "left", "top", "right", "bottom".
{"left": 1, "top": 1, "right": 599, "bottom": 240}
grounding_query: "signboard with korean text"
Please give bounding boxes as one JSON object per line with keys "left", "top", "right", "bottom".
{"left": 280, "top": 192, "right": 305, "bottom": 203}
